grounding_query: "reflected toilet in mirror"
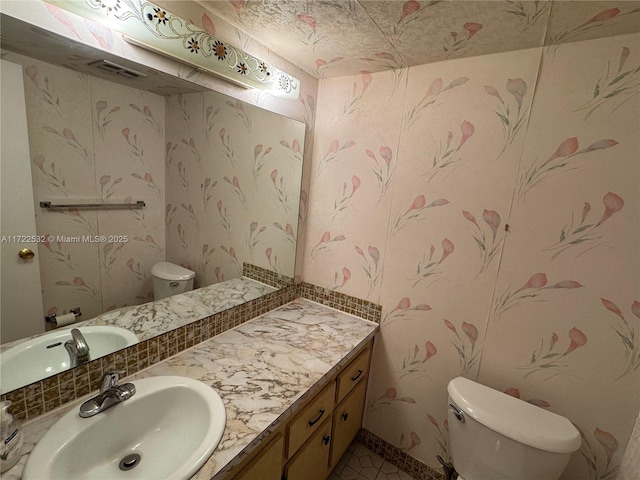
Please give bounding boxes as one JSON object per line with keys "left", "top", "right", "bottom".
{"left": 151, "top": 262, "right": 195, "bottom": 300}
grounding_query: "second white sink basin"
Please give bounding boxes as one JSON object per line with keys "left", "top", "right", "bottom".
{"left": 0, "top": 326, "right": 139, "bottom": 393}
{"left": 23, "top": 376, "right": 226, "bottom": 480}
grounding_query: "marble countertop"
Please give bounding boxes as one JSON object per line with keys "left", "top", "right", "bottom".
{"left": 4, "top": 298, "right": 378, "bottom": 480}
{"left": 83, "top": 277, "right": 276, "bottom": 342}
{"left": 2, "top": 277, "right": 275, "bottom": 354}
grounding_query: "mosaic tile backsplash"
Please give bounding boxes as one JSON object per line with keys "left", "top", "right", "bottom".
{"left": 243, "top": 262, "right": 294, "bottom": 288}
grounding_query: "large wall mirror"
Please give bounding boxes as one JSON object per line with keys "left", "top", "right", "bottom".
{"left": 0, "top": 14, "right": 304, "bottom": 393}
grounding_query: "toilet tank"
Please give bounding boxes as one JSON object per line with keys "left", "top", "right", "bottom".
{"left": 447, "top": 377, "right": 581, "bottom": 480}
{"left": 151, "top": 262, "right": 195, "bottom": 300}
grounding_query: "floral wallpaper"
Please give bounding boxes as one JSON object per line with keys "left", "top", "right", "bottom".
{"left": 164, "top": 89, "right": 305, "bottom": 285}
{"left": 4, "top": 55, "right": 305, "bottom": 322}
{"left": 302, "top": 31, "right": 640, "bottom": 479}
{"left": 1, "top": 0, "right": 318, "bottom": 312}
{"left": 199, "top": 0, "right": 640, "bottom": 78}
{"left": 11, "top": 54, "right": 166, "bottom": 320}
{"left": 3, "top": 2, "right": 640, "bottom": 478}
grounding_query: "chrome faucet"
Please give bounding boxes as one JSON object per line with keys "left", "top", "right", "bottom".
{"left": 79, "top": 370, "right": 136, "bottom": 418}
{"left": 64, "top": 328, "right": 91, "bottom": 367}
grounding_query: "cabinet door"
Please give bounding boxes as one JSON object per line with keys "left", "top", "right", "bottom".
{"left": 287, "top": 382, "right": 336, "bottom": 458}
{"left": 330, "top": 379, "right": 367, "bottom": 469}
{"left": 233, "top": 433, "right": 284, "bottom": 480}
{"left": 284, "top": 418, "right": 332, "bottom": 480}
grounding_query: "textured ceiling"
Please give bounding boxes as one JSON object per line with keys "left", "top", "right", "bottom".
{"left": 197, "top": 0, "right": 640, "bottom": 78}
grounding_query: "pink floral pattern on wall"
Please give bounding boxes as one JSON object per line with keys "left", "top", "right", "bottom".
{"left": 382, "top": 297, "right": 431, "bottom": 327}
{"left": 516, "top": 137, "right": 618, "bottom": 202}
{"left": 493, "top": 273, "right": 582, "bottom": 318}
{"left": 576, "top": 425, "right": 620, "bottom": 480}
{"left": 303, "top": 32, "right": 639, "bottom": 479}
{"left": 165, "top": 89, "right": 304, "bottom": 285}
{"left": 405, "top": 76, "right": 468, "bottom": 129}
{"left": 355, "top": 245, "right": 381, "bottom": 296}
{"left": 423, "top": 121, "right": 474, "bottom": 181}
{"left": 444, "top": 319, "right": 481, "bottom": 376}
{"left": 343, "top": 71, "right": 372, "bottom": 116}
{"left": 329, "top": 267, "right": 351, "bottom": 291}
{"left": 329, "top": 175, "right": 360, "bottom": 221}
{"left": 397, "top": 340, "right": 437, "bottom": 380}
{"left": 484, "top": 78, "right": 529, "bottom": 158}
{"left": 427, "top": 413, "right": 450, "bottom": 462}
{"left": 601, "top": 298, "right": 640, "bottom": 379}
{"left": 576, "top": 45, "right": 640, "bottom": 119}
{"left": 365, "top": 146, "right": 394, "bottom": 205}
{"left": 410, "top": 238, "right": 454, "bottom": 287}
{"left": 21, "top": 56, "right": 165, "bottom": 319}
{"left": 308, "top": 231, "right": 346, "bottom": 261}
{"left": 315, "top": 138, "right": 356, "bottom": 174}
{"left": 462, "top": 208, "right": 505, "bottom": 276}
{"left": 367, "top": 387, "right": 416, "bottom": 415}
{"left": 518, "top": 327, "right": 588, "bottom": 380}
{"left": 545, "top": 191, "right": 624, "bottom": 259}
{"left": 391, "top": 195, "right": 449, "bottom": 235}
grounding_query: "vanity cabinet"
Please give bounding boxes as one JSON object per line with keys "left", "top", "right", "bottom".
{"left": 286, "top": 381, "right": 336, "bottom": 458}
{"left": 228, "top": 340, "right": 372, "bottom": 480}
{"left": 232, "top": 433, "right": 284, "bottom": 480}
{"left": 284, "top": 418, "right": 333, "bottom": 480}
{"left": 335, "top": 346, "right": 370, "bottom": 403}
{"left": 329, "top": 379, "right": 367, "bottom": 470}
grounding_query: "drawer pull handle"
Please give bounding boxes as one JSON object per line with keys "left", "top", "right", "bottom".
{"left": 323, "top": 435, "right": 331, "bottom": 446}
{"left": 342, "top": 412, "right": 349, "bottom": 421}
{"left": 308, "top": 409, "right": 325, "bottom": 427}
{"left": 351, "top": 369, "right": 363, "bottom": 382}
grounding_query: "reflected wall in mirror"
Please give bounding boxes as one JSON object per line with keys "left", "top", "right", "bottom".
{"left": 0, "top": 16, "right": 305, "bottom": 392}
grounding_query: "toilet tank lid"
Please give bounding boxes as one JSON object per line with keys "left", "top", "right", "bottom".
{"left": 151, "top": 262, "right": 195, "bottom": 281}
{"left": 447, "top": 377, "right": 581, "bottom": 453}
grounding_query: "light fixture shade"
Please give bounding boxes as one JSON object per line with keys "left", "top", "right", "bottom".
{"left": 46, "top": 0, "right": 300, "bottom": 99}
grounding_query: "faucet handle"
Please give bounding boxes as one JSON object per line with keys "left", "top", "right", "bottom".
{"left": 101, "top": 369, "right": 125, "bottom": 392}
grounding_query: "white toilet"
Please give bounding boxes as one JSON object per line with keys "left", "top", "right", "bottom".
{"left": 151, "top": 262, "right": 195, "bottom": 300}
{"left": 447, "top": 377, "right": 581, "bottom": 480}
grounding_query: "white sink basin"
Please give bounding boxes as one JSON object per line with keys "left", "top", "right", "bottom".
{"left": 0, "top": 326, "right": 138, "bottom": 393}
{"left": 23, "top": 376, "right": 226, "bottom": 480}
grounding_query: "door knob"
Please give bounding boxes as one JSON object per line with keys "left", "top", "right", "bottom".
{"left": 18, "top": 248, "right": 35, "bottom": 260}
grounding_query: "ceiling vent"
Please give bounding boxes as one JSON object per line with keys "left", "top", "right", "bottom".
{"left": 87, "top": 60, "right": 147, "bottom": 79}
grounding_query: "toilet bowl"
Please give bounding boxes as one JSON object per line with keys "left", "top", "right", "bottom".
{"left": 151, "top": 262, "right": 195, "bottom": 300}
{"left": 447, "top": 377, "right": 581, "bottom": 480}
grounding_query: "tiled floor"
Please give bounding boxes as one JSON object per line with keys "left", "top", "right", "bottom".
{"left": 329, "top": 441, "right": 415, "bottom": 480}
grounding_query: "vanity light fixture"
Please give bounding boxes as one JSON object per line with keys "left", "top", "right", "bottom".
{"left": 46, "top": 0, "right": 300, "bottom": 100}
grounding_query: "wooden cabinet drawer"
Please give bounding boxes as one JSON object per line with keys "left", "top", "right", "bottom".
{"left": 330, "top": 379, "right": 367, "bottom": 469}
{"left": 232, "top": 433, "right": 284, "bottom": 480}
{"left": 284, "top": 418, "right": 332, "bottom": 480}
{"left": 286, "top": 381, "right": 336, "bottom": 458}
{"left": 335, "top": 345, "right": 371, "bottom": 404}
